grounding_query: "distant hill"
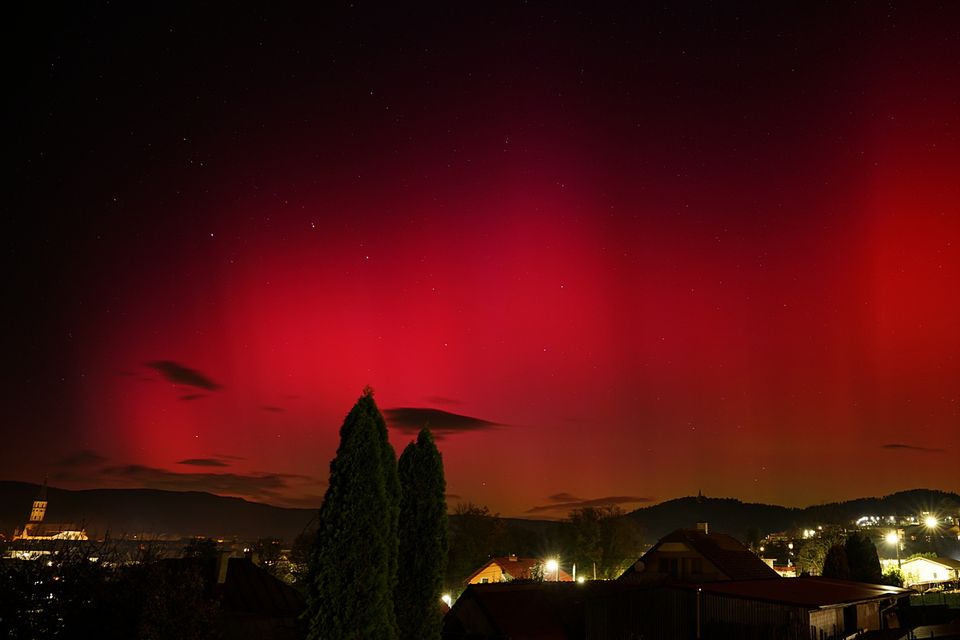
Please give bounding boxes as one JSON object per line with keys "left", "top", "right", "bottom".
{"left": 0, "top": 481, "right": 316, "bottom": 542}
{"left": 625, "top": 489, "right": 960, "bottom": 541}
{"left": 3, "top": 481, "right": 957, "bottom": 546}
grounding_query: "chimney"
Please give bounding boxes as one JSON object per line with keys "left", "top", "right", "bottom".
{"left": 695, "top": 522, "right": 709, "bottom": 534}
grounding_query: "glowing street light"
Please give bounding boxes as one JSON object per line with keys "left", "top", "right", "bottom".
{"left": 924, "top": 515, "right": 938, "bottom": 529}
{"left": 545, "top": 558, "right": 559, "bottom": 582}
{"left": 441, "top": 594, "right": 453, "bottom": 608}
{"left": 885, "top": 530, "right": 902, "bottom": 569}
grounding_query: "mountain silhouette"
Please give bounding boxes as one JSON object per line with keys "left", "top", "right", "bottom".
{"left": 2, "top": 481, "right": 956, "bottom": 545}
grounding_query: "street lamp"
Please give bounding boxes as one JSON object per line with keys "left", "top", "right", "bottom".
{"left": 885, "top": 530, "right": 901, "bottom": 569}
{"left": 924, "top": 515, "right": 938, "bottom": 529}
{"left": 545, "top": 558, "right": 559, "bottom": 582}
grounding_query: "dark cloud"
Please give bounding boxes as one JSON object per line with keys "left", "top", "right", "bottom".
{"left": 548, "top": 492, "right": 580, "bottom": 502}
{"left": 212, "top": 453, "right": 247, "bottom": 461}
{"left": 526, "top": 495, "right": 653, "bottom": 515}
{"left": 445, "top": 493, "right": 462, "bottom": 500}
{"left": 177, "top": 458, "right": 230, "bottom": 467}
{"left": 96, "top": 464, "right": 304, "bottom": 499}
{"left": 261, "top": 406, "right": 285, "bottom": 413}
{"left": 254, "top": 491, "right": 325, "bottom": 509}
{"left": 55, "top": 449, "right": 108, "bottom": 468}
{"left": 49, "top": 460, "right": 320, "bottom": 507}
{"left": 146, "top": 361, "right": 221, "bottom": 391}
{"left": 424, "top": 396, "right": 463, "bottom": 407}
{"left": 383, "top": 407, "right": 501, "bottom": 437}
{"left": 180, "top": 394, "right": 207, "bottom": 401}
{"left": 881, "top": 443, "right": 945, "bottom": 453}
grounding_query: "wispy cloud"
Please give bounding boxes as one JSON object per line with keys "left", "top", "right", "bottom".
{"left": 383, "top": 407, "right": 501, "bottom": 438}
{"left": 146, "top": 361, "right": 221, "bottom": 391}
{"left": 177, "top": 458, "right": 230, "bottom": 467}
{"left": 526, "top": 495, "right": 653, "bottom": 515}
{"left": 881, "top": 443, "right": 945, "bottom": 453}
{"left": 98, "top": 465, "right": 291, "bottom": 494}
{"left": 49, "top": 458, "right": 320, "bottom": 507}
{"left": 211, "top": 453, "right": 247, "bottom": 462}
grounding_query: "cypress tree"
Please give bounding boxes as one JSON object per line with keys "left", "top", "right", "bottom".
{"left": 821, "top": 544, "right": 851, "bottom": 580}
{"left": 845, "top": 532, "right": 883, "bottom": 583}
{"left": 305, "top": 388, "right": 399, "bottom": 640}
{"left": 395, "top": 428, "right": 448, "bottom": 640}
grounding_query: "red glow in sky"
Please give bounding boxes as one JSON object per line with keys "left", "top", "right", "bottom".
{"left": 5, "top": 3, "right": 958, "bottom": 516}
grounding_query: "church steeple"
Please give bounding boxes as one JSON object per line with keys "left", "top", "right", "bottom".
{"left": 29, "top": 477, "right": 48, "bottom": 523}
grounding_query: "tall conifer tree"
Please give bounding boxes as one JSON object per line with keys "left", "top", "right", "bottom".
{"left": 395, "top": 428, "right": 448, "bottom": 640}
{"left": 305, "top": 388, "right": 399, "bottom": 640}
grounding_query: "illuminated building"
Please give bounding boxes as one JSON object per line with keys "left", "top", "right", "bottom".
{"left": 12, "top": 480, "right": 88, "bottom": 541}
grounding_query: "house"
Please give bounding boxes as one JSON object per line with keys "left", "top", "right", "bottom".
{"left": 899, "top": 555, "right": 960, "bottom": 589}
{"left": 159, "top": 553, "right": 305, "bottom": 640}
{"left": 444, "top": 577, "right": 913, "bottom": 640}
{"left": 679, "top": 577, "right": 912, "bottom": 639}
{"left": 466, "top": 555, "right": 573, "bottom": 584}
{"left": 618, "top": 522, "right": 779, "bottom": 583}
{"left": 591, "top": 577, "right": 913, "bottom": 639}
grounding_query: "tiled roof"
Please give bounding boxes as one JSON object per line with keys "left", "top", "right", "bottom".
{"left": 902, "top": 556, "right": 960, "bottom": 570}
{"left": 621, "top": 528, "right": 779, "bottom": 581}
{"left": 685, "top": 576, "right": 913, "bottom": 608}
{"left": 220, "top": 558, "right": 304, "bottom": 616}
{"left": 492, "top": 556, "right": 541, "bottom": 580}
{"left": 445, "top": 582, "right": 587, "bottom": 639}
{"left": 466, "top": 556, "right": 573, "bottom": 583}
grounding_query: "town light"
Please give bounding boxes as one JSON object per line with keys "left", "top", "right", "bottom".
{"left": 924, "top": 515, "right": 938, "bottom": 529}
{"left": 885, "top": 530, "right": 902, "bottom": 569}
{"left": 545, "top": 558, "right": 559, "bottom": 581}
{"left": 441, "top": 594, "right": 452, "bottom": 607}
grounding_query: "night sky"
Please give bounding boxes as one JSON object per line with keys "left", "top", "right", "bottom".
{"left": 5, "top": 3, "right": 958, "bottom": 517}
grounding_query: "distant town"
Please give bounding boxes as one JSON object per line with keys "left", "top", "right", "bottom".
{"left": 2, "top": 478, "right": 958, "bottom": 639}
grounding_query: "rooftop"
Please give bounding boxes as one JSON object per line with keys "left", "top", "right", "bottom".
{"left": 682, "top": 576, "right": 913, "bottom": 609}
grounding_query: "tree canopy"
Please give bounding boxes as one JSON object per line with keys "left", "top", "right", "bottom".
{"left": 305, "top": 388, "right": 399, "bottom": 640}
{"left": 844, "top": 532, "right": 883, "bottom": 583}
{"left": 565, "top": 506, "right": 644, "bottom": 580}
{"left": 821, "top": 544, "right": 851, "bottom": 580}
{"left": 395, "top": 429, "right": 448, "bottom": 640}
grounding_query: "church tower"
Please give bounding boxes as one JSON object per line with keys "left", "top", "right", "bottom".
{"left": 29, "top": 478, "right": 48, "bottom": 523}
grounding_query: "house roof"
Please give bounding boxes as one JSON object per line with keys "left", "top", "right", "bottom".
{"left": 901, "top": 556, "right": 960, "bottom": 571}
{"left": 161, "top": 557, "right": 304, "bottom": 616}
{"left": 465, "top": 556, "right": 573, "bottom": 583}
{"left": 219, "top": 558, "right": 304, "bottom": 616}
{"left": 444, "top": 582, "right": 587, "bottom": 639}
{"left": 620, "top": 528, "right": 780, "bottom": 581}
{"left": 682, "top": 577, "right": 913, "bottom": 609}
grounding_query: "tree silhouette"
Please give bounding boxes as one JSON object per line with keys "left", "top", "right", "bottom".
{"left": 445, "top": 503, "right": 507, "bottom": 590}
{"left": 821, "top": 544, "right": 851, "bottom": 580}
{"left": 845, "top": 532, "right": 883, "bottom": 583}
{"left": 395, "top": 428, "right": 448, "bottom": 640}
{"left": 305, "top": 388, "right": 399, "bottom": 640}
